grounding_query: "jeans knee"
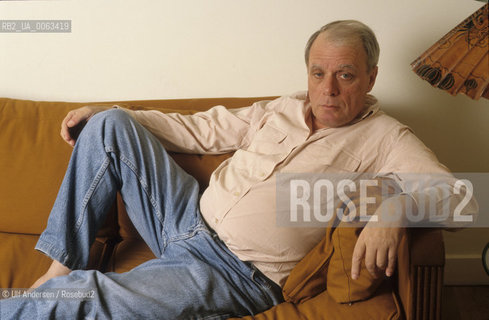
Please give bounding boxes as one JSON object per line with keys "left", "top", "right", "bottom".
{"left": 84, "top": 108, "right": 134, "bottom": 135}
{"left": 93, "top": 108, "right": 132, "bottom": 126}
{"left": 75, "top": 109, "right": 136, "bottom": 150}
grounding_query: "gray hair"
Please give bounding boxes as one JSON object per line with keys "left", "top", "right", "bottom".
{"left": 305, "top": 20, "right": 380, "bottom": 72}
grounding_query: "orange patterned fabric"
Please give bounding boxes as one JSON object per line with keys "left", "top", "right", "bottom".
{"left": 411, "top": 3, "right": 488, "bottom": 99}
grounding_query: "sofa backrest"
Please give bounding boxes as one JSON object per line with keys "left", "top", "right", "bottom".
{"left": 0, "top": 96, "right": 275, "bottom": 236}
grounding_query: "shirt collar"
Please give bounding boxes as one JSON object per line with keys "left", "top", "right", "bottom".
{"left": 353, "top": 94, "right": 379, "bottom": 123}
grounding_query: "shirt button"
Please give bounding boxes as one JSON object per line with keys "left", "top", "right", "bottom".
{"left": 233, "top": 191, "right": 240, "bottom": 197}
{"left": 259, "top": 172, "right": 266, "bottom": 177}
{"left": 214, "top": 217, "right": 219, "bottom": 224}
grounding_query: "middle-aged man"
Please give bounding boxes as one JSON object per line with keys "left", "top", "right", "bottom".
{"left": 1, "top": 20, "right": 476, "bottom": 319}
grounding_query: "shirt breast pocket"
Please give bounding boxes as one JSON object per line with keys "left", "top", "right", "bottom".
{"left": 321, "top": 145, "right": 361, "bottom": 172}
{"left": 248, "top": 124, "right": 288, "bottom": 154}
{"left": 297, "top": 142, "right": 362, "bottom": 173}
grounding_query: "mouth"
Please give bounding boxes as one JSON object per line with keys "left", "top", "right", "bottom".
{"left": 320, "top": 104, "right": 339, "bottom": 110}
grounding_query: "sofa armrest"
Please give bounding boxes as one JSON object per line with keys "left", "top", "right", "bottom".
{"left": 397, "top": 228, "right": 444, "bottom": 320}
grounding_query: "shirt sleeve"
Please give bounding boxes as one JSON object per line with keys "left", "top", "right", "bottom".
{"left": 378, "top": 126, "right": 478, "bottom": 227}
{"left": 116, "top": 100, "right": 273, "bottom": 154}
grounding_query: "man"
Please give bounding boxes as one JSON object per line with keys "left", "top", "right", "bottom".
{"left": 1, "top": 20, "right": 475, "bottom": 319}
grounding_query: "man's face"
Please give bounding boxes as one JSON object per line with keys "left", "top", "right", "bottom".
{"left": 307, "top": 34, "right": 378, "bottom": 130}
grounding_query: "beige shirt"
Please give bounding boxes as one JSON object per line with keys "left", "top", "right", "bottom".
{"left": 121, "top": 92, "right": 477, "bottom": 286}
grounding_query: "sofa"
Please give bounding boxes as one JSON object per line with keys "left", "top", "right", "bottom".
{"left": 0, "top": 96, "right": 445, "bottom": 319}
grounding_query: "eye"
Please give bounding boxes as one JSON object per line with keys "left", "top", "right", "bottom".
{"left": 312, "top": 71, "right": 323, "bottom": 79}
{"left": 339, "top": 73, "right": 354, "bottom": 80}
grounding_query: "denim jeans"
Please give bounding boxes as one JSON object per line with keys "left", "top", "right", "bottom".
{"left": 0, "top": 109, "right": 283, "bottom": 319}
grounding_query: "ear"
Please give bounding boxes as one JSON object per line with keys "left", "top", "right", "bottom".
{"left": 367, "top": 66, "right": 378, "bottom": 92}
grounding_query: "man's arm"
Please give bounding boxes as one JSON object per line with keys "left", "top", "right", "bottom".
{"left": 116, "top": 101, "right": 272, "bottom": 154}
{"left": 351, "top": 126, "right": 478, "bottom": 280}
{"left": 351, "top": 194, "right": 408, "bottom": 280}
{"left": 59, "top": 101, "right": 272, "bottom": 153}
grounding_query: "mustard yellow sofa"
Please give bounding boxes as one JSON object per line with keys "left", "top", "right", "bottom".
{"left": 0, "top": 96, "right": 445, "bottom": 319}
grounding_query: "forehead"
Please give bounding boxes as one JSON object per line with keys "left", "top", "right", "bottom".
{"left": 308, "top": 33, "right": 367, "bottom": 70}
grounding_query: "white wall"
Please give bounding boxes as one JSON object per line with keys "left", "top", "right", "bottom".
{"left": 1, "top": 0, "right": 488, "bottom": 283}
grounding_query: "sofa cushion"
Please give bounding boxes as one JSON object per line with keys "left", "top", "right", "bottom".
{"left": 0, "top": 96, "right": 266, "bottom": 235}
{"left": 233, "top": 280, "right": 400, "bottom": 320}
{"left": 282, "top": 178, "right": 400, "bottom": 306}
{"left": 0, "top": 233, "right": 53, "bottom": 289}
{"left": 0, "top": 98, "right": 120, "bottom": 238}
{"left": 0, "top": 232, "right": 117, "bottom": 289}
{"left": 0, "top": 98, "right": 76, "bottom": 234}
{"left": 281, "top": 224, "right": 384, "bottom": 306}
{"left": 326, "top": 225, "right": 382, "bottom": 303}
{"left": 325, "top": 180, "right": 401, "bottom": 304}
{"left": 108, "top": 239, "right": 157, "bottom": 273}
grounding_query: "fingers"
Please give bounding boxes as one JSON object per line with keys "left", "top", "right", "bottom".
{"left": 351, "top": 239, "right": 366, "bottom": 280}
{"left": 60, "top": 111, "right": 77, "bottom": 146}
{"left": 376, "top": 246, "right": 388, "bottom": 273}
{"left": 365, "top": 244, "right": 379, "bottom": 278}
{"left": 374, "top": 247, "right": 397, "bottom": 278}
{"left": 385, "top": 247, "right": 397, "bottom": 277}
{"left": 60, "top": 106, "right": 100, "bottom": 146}
{"left": 351, "top": 228, "right": 401, "bottom": 280}
{"left": 358, "top": 245, "right": 391, "bottom": 280}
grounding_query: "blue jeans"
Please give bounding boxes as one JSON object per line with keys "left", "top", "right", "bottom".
{"left": 0, "top": 109, "right": 283, "bottom": 319}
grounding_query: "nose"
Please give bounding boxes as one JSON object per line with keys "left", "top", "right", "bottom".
{"left": 323, "top": 75, "right": 339, "bottom": 97}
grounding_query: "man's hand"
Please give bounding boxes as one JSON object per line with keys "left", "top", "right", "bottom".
{"left": 60, "top": 106, "right": 110, "bottom": 146}
{"left": 351, "top": 225, "right": 405, "bottom": 280}
{"left": 351, "top": 194, "right": 411, "bottom": 280}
